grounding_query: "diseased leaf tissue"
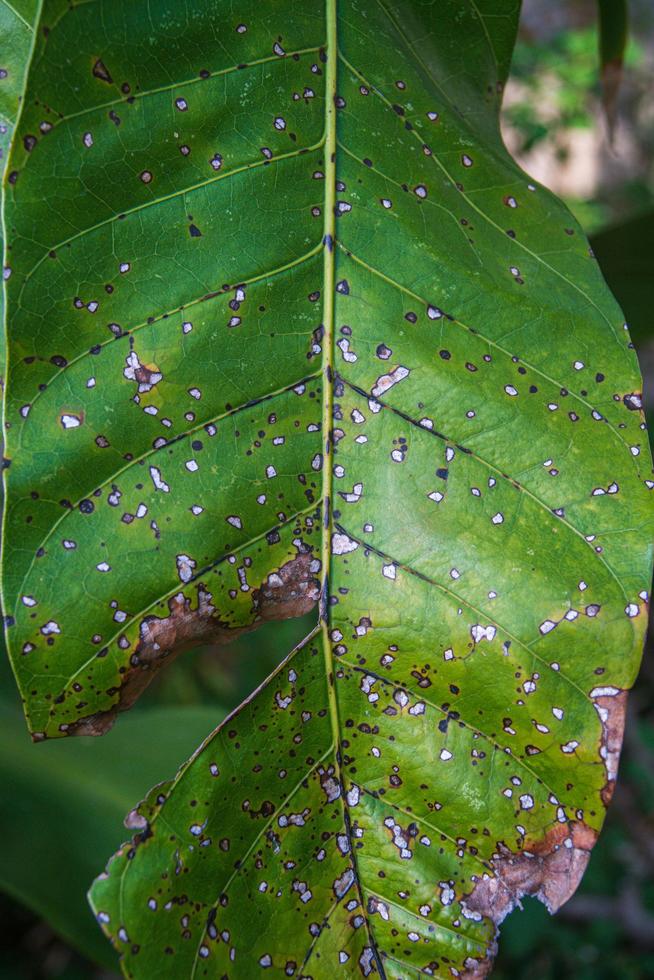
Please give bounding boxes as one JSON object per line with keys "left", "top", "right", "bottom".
{"left": 1, "top": 0, "right": 651, "bottom": 976}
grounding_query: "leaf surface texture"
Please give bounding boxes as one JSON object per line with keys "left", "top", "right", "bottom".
{"left": 1, "top": 0, "right": 652, "bottom": 975}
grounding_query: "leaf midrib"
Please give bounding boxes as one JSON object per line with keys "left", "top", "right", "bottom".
{"left": 317, "top": 4, "right": 386, "bottom": 975}
{"left": 12, "top": 15, "right": 638, "bottom": 617}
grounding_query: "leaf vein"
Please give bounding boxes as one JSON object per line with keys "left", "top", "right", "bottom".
{"left": 334, "top": 521, "right": 590, "bottom": 703}
{"left": 13, "top": 372, "right": 321, "bottom": 616}
{"left": 17, "top": 137, "right": 325, "bottom": 292}
{"left": 340, "top": 374, "right": 630, "bottom": 605}
{"left": 17, "top": 242, "right": 323, "bottom": 423}
{"left": 40, "top": 45, "right": 324, "bottom": 132}
{"left": 337, "top": 50, "right": 625, "bottom": 348}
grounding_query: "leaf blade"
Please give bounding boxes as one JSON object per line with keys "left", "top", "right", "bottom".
{"left": 1, "top": 0, "right": 651, "bottom": 975}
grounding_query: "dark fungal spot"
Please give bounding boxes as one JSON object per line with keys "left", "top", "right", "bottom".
{"left": 92, "top": 58, "right": 113, "bottom": 83}
{"left": 624, "top": 393, "right": 642, "bottom": 411}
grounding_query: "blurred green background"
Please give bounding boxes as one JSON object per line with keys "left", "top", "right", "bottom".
{"left": 2, "top": 0, "right": 654, "bottom": 977}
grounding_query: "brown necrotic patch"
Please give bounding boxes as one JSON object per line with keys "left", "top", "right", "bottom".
{"left": 63, "top": 552, "right": 319, "bottom": 738}
{"left": 460, "top": 821, "right": 597, "bottom": 977}
{"left": 593, "top": 688, "right": 628, "bottom": 804}
{"left": 91, "top": 58, "right": 113, "bottom": 83}
{"left": 253, "top": 550, "right": 320, "bottom": 621}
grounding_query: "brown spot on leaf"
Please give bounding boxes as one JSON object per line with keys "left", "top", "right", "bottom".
{"left": 253, "top": 551, "right": 320, "bottom": 621}
{"left": 134, "top": 362, "right": 160, "bottom": 388}
{"left": 63, "top": 552, "right": 319, "bottom": 737}
{"left": 594, "top": 688, "right": 628, "bottom": 804}
{"left": 623, "top": 392, "right": 643, "bottom": 411}
{"left": 92, "top": 58, "right": 113, "bottom": 83}
{"left": 124, "top": 808, "right": 149, "bottom": 831}
{"left": 461, "top": 953, "right": 495, "bottom": 979}
{"left": 460, "top": 821, "right": 598, "bottom": 977}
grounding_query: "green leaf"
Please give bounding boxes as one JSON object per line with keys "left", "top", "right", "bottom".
{"left": 0, "top": 0, "right": 39, "bottom": 378}
{"left": 0, "top": 0, "right": 37, "bottom": 173}
{"left": 0, "top": 697, "right": 224, "bottom": 969}
{"left": 2, "top": 1, "right": 652, "bottom": 975}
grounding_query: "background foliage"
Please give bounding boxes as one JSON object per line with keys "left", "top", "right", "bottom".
{"left": 1, "top": 0, "right": 653, "bottom": 976}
